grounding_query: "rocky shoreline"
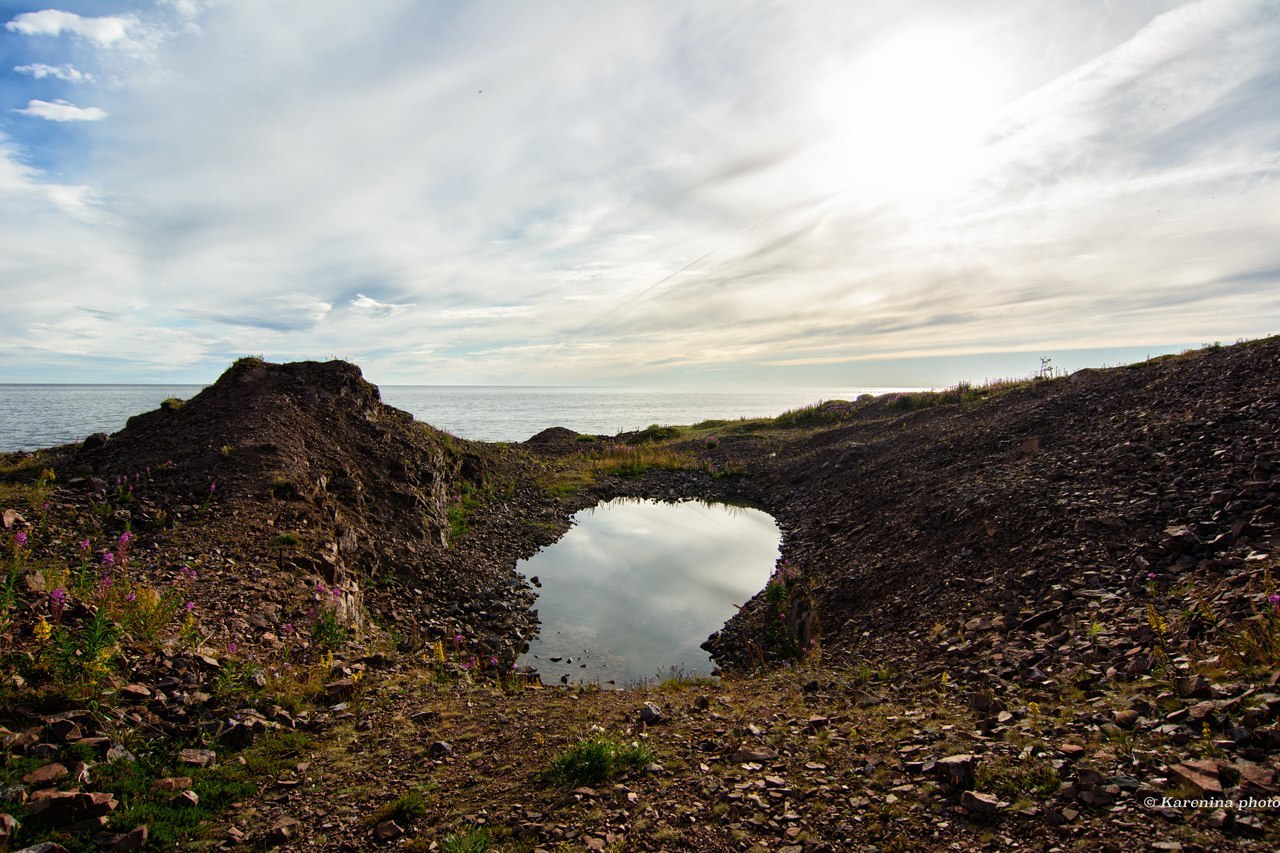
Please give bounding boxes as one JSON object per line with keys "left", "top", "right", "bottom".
{"left": 1, "top": 338, "right": 1278, "bottom": 850}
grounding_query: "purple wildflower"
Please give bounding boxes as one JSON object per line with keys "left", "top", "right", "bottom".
{"left": 101, "top": 551, "right": 115, "bottom": 566}
{"left": 210, "top": 482, "right": 216, "bottom": 493}
{"left": 50, "top": 588, "right": 67, "bottom": 621}
{"left": 118, "top": 531, "right": 132, "bottom": 547}
{"left": 100, "top": 573, "right": 112, "bottom": 592}
{"left": 1146, "top": 571, "right": 1156, "bottom": 581}
{"left": 80, "top": 538, "right": 90, "bottom": 552}
{"left": 332, "top": 586, "right": 342, "bottom": 599}
{"left": 179, "top": 565, "right": 196, "bottom": 581}
{"left": 126, "top": 591, "right": 137, "bottom": 603}
{"left": 14, "top": 531, "right": 26, "bottom": 548}
{"left": 1269, "top": 593, "right": 1280, "bottom": 608}
{"left": 184, "top": 600, "right": 195, "bottom": 612}
{"left": 227, "top": 642, "right": 238, "bottom": 654}
{"left": 281, "top": 622, "right": 294, "bottom": 635}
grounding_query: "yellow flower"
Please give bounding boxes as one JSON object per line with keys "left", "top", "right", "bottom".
{"left": 33, "top": 615, "right": 51, "bottom": 643}
{"left": 432, "top": 640, "right": 445, "bottom": 664}
{"left": 352, "top": 669, "right": 364, "bottom": 684}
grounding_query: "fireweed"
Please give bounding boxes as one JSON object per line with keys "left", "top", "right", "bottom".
{"left": 310, "top": 581, "right": 350, "bottom": 650}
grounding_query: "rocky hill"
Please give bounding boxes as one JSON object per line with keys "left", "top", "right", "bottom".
{"left": 0, "top": 339, "right": 1278, "bottom": 851}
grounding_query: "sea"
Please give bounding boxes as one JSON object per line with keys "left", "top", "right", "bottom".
{"left": 0, "top": 383, "right": 898, "bottom": 453}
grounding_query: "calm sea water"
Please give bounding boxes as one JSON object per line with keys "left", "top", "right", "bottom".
{"left": 0, "top": 383, "right": 885, "bottom": 452}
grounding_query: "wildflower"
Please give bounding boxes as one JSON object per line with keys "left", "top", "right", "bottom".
{"left": 1146, "top": 571, "right": 1156, "bottom": 581}
{"left": 332, "top": 586, "right": 342, "bottom": 599}
{"left": 118, "top": 531, "right": 132, "bottom": 547}
{"left": 488, "top": 656, "right": 499, "bottom": 668}
{"left": 227, "top": 642, "right": 238, "bottom": 654}
{"left": 179, "top": 565, "right": 196, "bottom": 581}
{"left": 184, "top": 600, "right": 196, "bottom": 612}
{"left": 33, "top": 615, "right": 52, "bottom": 643}
{"left": 49, "top": 588, "right": 67, "bottom": 622}
{"left": 100, "top": 573, "right": 113, "bottom": 593}
{"left": 352, "top": 669, "right": 364, "bottom": 684}
{"left": 1269, "top": 593, "right": 1280, "bottom": 608}
{"left": 281, "top": 622, "right": 294, "bottom": 635}
{"left": 126, "top": 591, "right": 137, "bottom": 603}
{"left": 432, "top": 640, "right": 445, "bottom": 663}
{"left": 80, "top": 538, "right": 90, "bottom": 552}
{"left": 101, "top": 551, "right": 115, "bottom": 567}
{"left": 14, "top": 531, "right": 26, "bottom": 549}
{"left": 315, "top": 581, "right": 327, "bottom": 596}
{"left": 210, "top": 482, "right": 216, "bottom": 493}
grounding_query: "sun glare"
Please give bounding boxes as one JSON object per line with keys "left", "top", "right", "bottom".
{"left": 814, "top": 28, "right": 1006, "bottom": 204}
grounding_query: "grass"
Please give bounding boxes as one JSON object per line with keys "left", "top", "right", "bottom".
{"left": 587, "top": 445, "right": 695, "bottom": 477}
{"left": 439, "top": 826, "right": 493, "bottom": 853}
{"left": 974, "top": 755, "right": 1060, "bottom": 800}
{"left": 372, "top": 788, "right": 429, "bottom": 825}
{"left": 0, "top": 729, "right": 312, "bottom": 851}
{"left": 542, "top": 731, "right": 655, "bottom": 786}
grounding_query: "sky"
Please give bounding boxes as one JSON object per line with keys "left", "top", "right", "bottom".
{"left": 1, "top": 0, "right": 1278, "bottom": 388}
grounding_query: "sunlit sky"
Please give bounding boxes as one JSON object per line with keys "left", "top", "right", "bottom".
{"left": 1, "top": 0, "right": 1278, "bottom": 387}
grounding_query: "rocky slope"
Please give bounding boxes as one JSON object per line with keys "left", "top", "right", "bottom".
{"left": 1, "top": 339, "right": 1278, "bottom": 851}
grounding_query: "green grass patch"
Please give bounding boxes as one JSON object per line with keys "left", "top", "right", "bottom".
{"left": 543, "top": 731, "right": 655, "bottom": 786}
{"left": 588, "top": 445, "right": 694, "bottom": 477}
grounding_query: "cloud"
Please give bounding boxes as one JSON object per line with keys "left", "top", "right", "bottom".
{"left": 349, "top": 293, "right": 415, "bottom": 318}
{"left": 1, "top": 1, "right": 1278, "bottom": 386}
{"left": 14, "top": 63, "right": 94, "bottom": 83}
{"left": 438, "top": 306, "right": 534, "bottom": 320}
{"left": 5, "top": 10, "right": 136, "bottom": 47}
{"left": 12, "top": 100, "right": 108, "bottom": 122}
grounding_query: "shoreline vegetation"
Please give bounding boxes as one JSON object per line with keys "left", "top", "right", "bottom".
{"left": 1, "top": 336, "right": 1278, "bottom": 849}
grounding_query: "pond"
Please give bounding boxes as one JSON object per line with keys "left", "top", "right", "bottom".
{"left": 516, "top": 498, "right": 781, "bottom": 685}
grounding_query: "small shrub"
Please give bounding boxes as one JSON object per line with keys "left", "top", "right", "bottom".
{"left": 373, "top": 789, "right": 429, "bottom": 825}
{"left": 543, "top": 731, "right": 655, "bottom": 786}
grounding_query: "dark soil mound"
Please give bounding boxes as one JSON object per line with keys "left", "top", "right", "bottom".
{"left": 75, "top": 357, "right": 461, "bottom": 568}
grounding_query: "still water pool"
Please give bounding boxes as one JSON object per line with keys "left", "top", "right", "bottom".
{"left": 516, "top": 498, "right": 781, "bottom": 685}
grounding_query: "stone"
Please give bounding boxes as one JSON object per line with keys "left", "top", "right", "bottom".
{"left": 1168, "top": 759, "right": 1222, "bottom": 796}
{"left": 730, "top": 745, "right": 777, "bottom": 763}
{"left": 91, "top": 824, "right": 148, "bottom": 851}
{"left": 25, "top": 790, "right": 118, "bottom": 826}
{"left": 638, "top": 703, "right": 663, "bottom": 726}
{"left": 0, "top": 813, "right": 17, "bottom": 848}
{"left": 960, "top": 790, "right": 1000, "bottom": 815}
{"left": 373, "top": 819, "right": 403, "bottom": 843}
{"left": 46, "top": 718, "right": 82, "bottom": 743}
{"left": 1113, "top": 709, "right": 1140, "bottom": 729}
{"left": 267, "top": 817, "right": 301, "bottom": 845}
{"left": 427, "top": 741, "right": 453, "bottom": 758}
{"left": 118, "top": 684, "right": 152, "bottom": 705}
{"left": 177, "top": 748, "right": 216, "bottom": 768}
{"left": 22, "top": 763, "right": 68, "bottom": 787}
{"left": 169, "top": 789, "right": 199, "bottom": 809}
{"left": 152, "top": 777, "right": 193, "bottom": 792}
{"left": 935, "top": 754, "right": 977, "bottom": 790}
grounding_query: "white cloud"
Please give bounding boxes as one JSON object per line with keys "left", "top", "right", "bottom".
{"left": 5, "top": 10, "right": 136, "bottom": 47}
{"left": 349, "top": 293, "right": 415, "bottom": 318}
{"left": 14, "top": 63, "right": 94, "bottom": 83}
{"left": 438, "top": 306, "right": 534, "bottom": 320}
{"left": 12, "top": 100, "right": 108, "bottom": 122}
{"left": 1, "top": 0, "right": 1278, "bottom": 386}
